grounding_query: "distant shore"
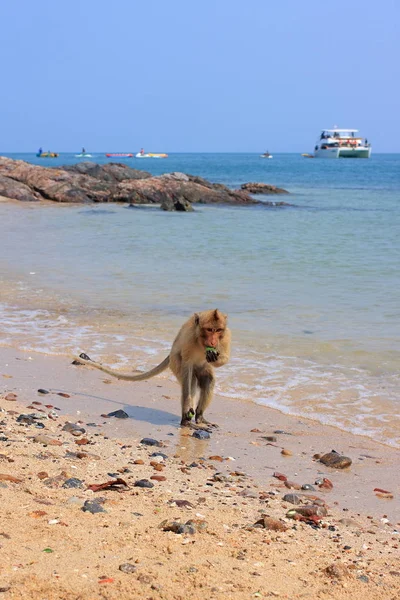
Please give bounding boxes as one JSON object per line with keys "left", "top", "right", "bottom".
{"left": 0, "top": 345, "right": 399, "bottom": 599}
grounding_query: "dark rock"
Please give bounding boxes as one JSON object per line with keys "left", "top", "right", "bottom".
{"left": 319, "top": 450, "right": 352, "bottom": 469}
{"left": 63, "top": 162, "right": 151, "bottom": 182}
{"left": 107, "top": 410, "right": 129, "bottom": 419}
{"left": 159, "top": 520, "right": 196, "bottom": 535}
{"left": 37, "top": 389, "right": 50, "bottom": 394}
{"left": 82, "top": 499, "right": 107, "bottom": 514}
{"left": 150, "top": 452, "right": 168, "bottom": 459}
{"left": 140, "top": 438, "right": 162, "bottom": 447}
{"left": 262, "top": 436, "right": 277, "bottom": 442}
{"left": 192, "top": 430, "right": 210, "bottom": 440}
{"left": 357, "top": 575, "right": 369, "bottom": 583}
{"left": 62, "top": 478, "right": 84, "bottom": 489}
{"left": 62, "top": 422, "right": 86, "bottom": 435}
{"left": 160, "top": 194, "right": 194, "bottom": 212}
{"left": 0, "top": 173, "right": 41, "bottom": 202}
{"left": 134, "top": 479, "right": 154, "bottom": 488}
{"left": 17, "top": 414, "right": 37, "bottom": 425}
{"left": 119, "top": 563, "right": 137, "bottom": 574}
{"left": 241, "top": 182, "right": 289, "bottom": 194}
{"left": 283, "top": 493, "right": 302, "bottom": 505}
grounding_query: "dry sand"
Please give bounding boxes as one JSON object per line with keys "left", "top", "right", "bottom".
{"left": 0, "top": 346, "right": 399, "bottom": 599}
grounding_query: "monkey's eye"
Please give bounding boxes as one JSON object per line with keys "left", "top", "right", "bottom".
{"left": 206, "top": 328, "right": 213, "bottom": 333}
{"left": 216, "top": 328, "right": 224, "bottom": 333}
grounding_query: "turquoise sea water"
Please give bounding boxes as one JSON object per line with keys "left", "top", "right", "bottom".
{"left": 0, "top": 153, "right": 399, "bottom": 446}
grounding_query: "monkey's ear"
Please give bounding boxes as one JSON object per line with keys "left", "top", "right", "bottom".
{"left": 194, "top": 313, "right": 200, "bottom": 326}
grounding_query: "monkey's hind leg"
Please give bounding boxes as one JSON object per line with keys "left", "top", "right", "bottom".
{"left": 180, "top": 365, "right": 197, "bottom": 427}
{"left": 195, "top": 367, "right": 218, "bottom": 429}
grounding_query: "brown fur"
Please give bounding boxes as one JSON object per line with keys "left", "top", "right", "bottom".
{"left": 75, "top": 309, "right": 231, "bottom": 427}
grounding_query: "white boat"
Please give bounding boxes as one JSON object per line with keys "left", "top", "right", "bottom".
{"left": 135, "top": 152, "right": 168, "bottom": 159}
{"left": 314, "top": 128, "right": 371, "bottom": 158}
{"left": 260, "top": 151, "right": 273, "bottom": 159}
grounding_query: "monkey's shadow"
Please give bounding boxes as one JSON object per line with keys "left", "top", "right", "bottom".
{"left": 121, "top": 403, "right": 178, "bottom": 427}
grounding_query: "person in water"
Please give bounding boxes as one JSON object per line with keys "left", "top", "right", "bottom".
{"left": 140, "top": 148, "right": 145, "bottom": 155}
{"left": 82, "top": 147, "right": 86, "bottom": 154}
{"left": 38, "top": 147, "right": 43, "bottom": 155}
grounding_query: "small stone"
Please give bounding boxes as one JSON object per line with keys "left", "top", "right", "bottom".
{"left": 281, "top": 449, "right": 293, "bottom": 456}
{"left": 33, "top": 435, "right": 62, "bottom": 446}
{"left": 140, "top": 438, "right": 162, "bottom": 447}
{"left": 119, "top": 563, "right": 137, "bottom": 574}
{"left": 319, "top": 450, "right": 352, "bottom": 469}
{"left": 4, "top": 393, "right": 17, "bottom": 401}
{"left": 107, "top": 410, "right": 129, "bottom": 419}
{"left": 262, "top": 436, "right": 277, "bottom": 442}
{"left": 150, "top": 475, "right": 166, "bottom": 481}
{"left": 134, "top": 479, "right": 154, "bottom": 488}
{"left": 37, "top": 389, "right": 50, "bottom": 394}
{"left": 62, "top": 478, "right": 84, "bottom": 489}
{"left": 150, "top": 452, "right": 168, "bottom": 460}
{"left": 133, "top": 459, "right": 144, "bottom": 465}
{"left": 82, "top": 499, "right": 107, "bottom": 514}
{"left": 357, "top": 575, "right": 369, "bottom": 583}
{"left": 62, "top": 422, "right": 85, "bottom": 435}
{"left": 301, "top": 484, "right": 316, "bottom": 491}
{"left": 57, "top": 392, "right": 71, "bottom": 398}
{"left": 192, "top": 430, "right": 210, "bottom": 440}
{"left": 324, "top": 563, "right": 351, "bottom": 580}
{"left": 283, "top": 493, "right": 301, "bottom": 505}
{"left": 209, "top": 455, "right": 224, "bottom": 462}
{"left": 254, "top": 517, "right": 288, "bottom": 532}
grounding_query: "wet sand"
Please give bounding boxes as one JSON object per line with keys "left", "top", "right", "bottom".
{"left": 0, "top": 346, "right": 399, "bottom": 599}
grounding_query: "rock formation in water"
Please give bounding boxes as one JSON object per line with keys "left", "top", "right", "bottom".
{"left": 0, "top": 158, "right": 290, "bottom": 210}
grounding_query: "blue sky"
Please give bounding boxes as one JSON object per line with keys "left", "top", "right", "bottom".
{"left": 1, "top": 0, "right": 399, "bottom": 152}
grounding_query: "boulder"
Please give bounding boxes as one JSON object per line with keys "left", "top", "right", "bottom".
{"left": 160, "top": 193, "right": 194, "bottom": 212}
{"left": 63, "top": 162, "right": 151, "bottom": 182}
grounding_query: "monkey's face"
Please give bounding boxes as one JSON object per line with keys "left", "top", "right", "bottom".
{"left": 196, "top": 309, "right": 227, "bottom": 349}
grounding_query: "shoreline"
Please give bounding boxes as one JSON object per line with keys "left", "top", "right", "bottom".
{"left": 1, "top": 345, "right": 399, "bottom": 599}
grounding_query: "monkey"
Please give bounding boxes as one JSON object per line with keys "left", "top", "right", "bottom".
{"left": 74, "top": 309, "right": 231, "bottom": 429}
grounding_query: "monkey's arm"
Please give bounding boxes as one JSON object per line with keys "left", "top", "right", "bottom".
{"left": 73, "top": 353, "right": 170, "bottom": 381}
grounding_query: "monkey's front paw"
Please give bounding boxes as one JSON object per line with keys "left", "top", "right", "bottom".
{"left": 79, "top": 352, "right": 92, "bottom": 361}
{"left": 205, "top": 348, "right": 220, "bottom": 363}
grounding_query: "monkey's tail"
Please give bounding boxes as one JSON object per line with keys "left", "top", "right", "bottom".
{"left": 73, "top": 354, "right": 170, "bottom": 381}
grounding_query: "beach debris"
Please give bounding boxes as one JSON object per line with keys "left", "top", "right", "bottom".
{"left": 82, "top": 499, "right": 107, "bottom": 514}
{"left": 62, "top": 422, "right": 85, "bottom": 436}
{"left": 253, "top": 516, "right": 288, "bottom": 532}
{"left": 318, "top": 450, "right": 352, "bottom": 469}
{"left": 168, "top": 499, "right": 194, "bottom": 509}
{"left": 43, "top": 547, "right": 54, "bottom": 553}
{"left": 107, "top": 410, "right": 129, "bottom": 419}
{"left": 273, "top": 471, "right": 287, "bottom": 481}
{"left": 37, "top": 389, "right": 50, "bottom": 394}
{"left": 283, "top": 493, "right": 302, "bottom": 505}
{"left": 134, "top": 479, "right": 154, "bottom": 488}
{"left": 324, "top": 563, "right": 351, "bottom": 580}
{"left": 0, "top": 473, "right": 22, "bottom": 483}
{"left": 62, "top": 478, "right": 84, "bottom": 489}
{"left": 286, "top": 505, "right": 328, "bottom": 519}
{"left": 43, "top": 471, "right": 69, "bottom": 488}
{"left": 140, "top": 437, "right": 162, "bottom": 447}
{"left": 119, "top": 563, "right": 137, "bottom": 574}
{"left": 374, "top": 487, "right": 394, "bottom": 499}
{"left": 29, "top": 510, "right": 47, "bottom": 518}
{"left": 159, "top": 519, "right": 207, "bottom": 534}
{"left": 87, "top": 478, "right": 129, "bottom": 492}
{"left": 192, "top": 430, "right": 210, "bottom": 440}
{"left": 33, "top": 435, "right": 63, "bottom": 446}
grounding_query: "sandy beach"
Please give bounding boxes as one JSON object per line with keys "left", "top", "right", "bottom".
{"left": 0, "top": 346, "right": 398, "bottom": 599}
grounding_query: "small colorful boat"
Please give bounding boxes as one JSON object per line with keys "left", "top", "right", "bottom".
{"left": 105, "top": 153, "right": 133, "bottom": 158}
{"left": 135, "top": 152, "right": 168, "bottom": 158}
{"left": 36, "top": 152, "right": 59, "bottom": 158}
